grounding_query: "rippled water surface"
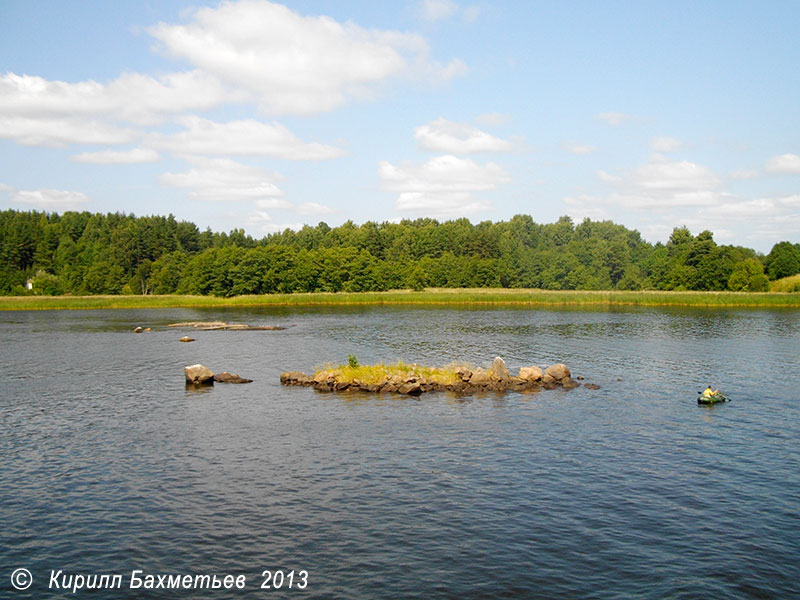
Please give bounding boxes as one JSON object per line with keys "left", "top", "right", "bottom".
{"left": 1, "top": 306, "right": 799, "bottom": 599}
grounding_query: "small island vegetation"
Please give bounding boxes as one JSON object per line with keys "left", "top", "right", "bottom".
{"left": 1, "top": 209, "right": 799, "bottom": 309}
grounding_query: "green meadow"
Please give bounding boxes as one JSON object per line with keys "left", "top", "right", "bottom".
{"left": 2, "top": 288, "right": 799, "bottom": 311}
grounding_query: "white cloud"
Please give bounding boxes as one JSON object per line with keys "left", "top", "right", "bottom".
{"left": 244, "top": 210, "right": 304, "bottom": 233}
{"left": 160, "top": 157, "right": 286, "bottom": 202}
{"left": 298, "top": 202, "right": 335, "bottom": 216}
{"left": 594, "top": 112, "right": 630, "bottom": 126}
{"left": 575, "top": 155, "right": 722, "bottom": 211}
{"left": 628, "top": 155, "right": 719, "bottom": 193}
{"left": 5, "top": 187, "right": 90, "bottom": 210}
{"left": 565, "top": 143, "right": 597, "bottom": 155}
{"left": 414, "top": 118, "right": 513, "bottom": 153}
{"left": 418, "top": 0, "right": 481, "bottom": 23}
{"left": 149, "top": 0, "right": 465, "bottom": 115}
{"left": 0, "top": 71, "right": 230, "bottom": 126}
{"left": 380, "top": 154, "right": 509, "bottom": 217}
{"left": 71, "top": 148, "right": 160, "bottom": 164}
{"left": 650, "top": 136, "right": 681, "bottom": 152}
{"left": 147, "top": 116, "right": 344, "bottom": 160}
{"left": 419, "top": 0, "right": 459, "bottom": 22}
{"left": 0, "top": 116, "right": 137, "bottom": 147}
{"left": 765, "top": 153, "right": 800, "bottom": 174}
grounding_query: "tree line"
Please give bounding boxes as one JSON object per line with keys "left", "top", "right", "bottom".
{"left": 2, "top": 209, "right": 798, "bottom": 296}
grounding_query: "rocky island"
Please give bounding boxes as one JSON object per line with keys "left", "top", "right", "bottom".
{"left": 281, "top": 357, "right": 593, "bottom": 396}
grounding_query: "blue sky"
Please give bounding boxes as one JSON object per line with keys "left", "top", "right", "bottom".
{"left": 1, "top": 0, "right": 799, "bottom": 252}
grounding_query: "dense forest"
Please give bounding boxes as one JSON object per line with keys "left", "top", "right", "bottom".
{"left": 2, "top": 209, "right": 799, "bottom": 296}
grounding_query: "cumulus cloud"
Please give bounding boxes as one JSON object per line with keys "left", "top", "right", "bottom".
{"left": 418, "top": 0, "right": 481, "bottom": 23}
{"left": 0, "top": 71, "right": 230, "bottom": 126}
{"left": 147, "top": 116, "right": 344, "bottom": 160}
{"left": 594, "top": 112, "right": 629, "bottom": 126}
{"left": 569, "top": 155, "right": 722, "bottom": 215}
{"left": 298, "top": 202, "right": 335, "bottom": 216}
{"left": 765, "top": 153, "right": 800, "bottom": 174}
{"left": 379, "top": 154, "right": 509, "bottom": 217}
{"left": 71, "top": 148, "right": 160, "bottom": 164}
{"left": 2, "top": 185, "right": 90, "bottom": 210}
{"left": 148, "top": 0, "right": 465, "bottom": 115}
{"left": 419, "top": 0, "right": 459, "bottom": 21}
{"left": 0, "top": 116, "right": 137, "bottom": 147}
{"left": 160, "top": 157, "right": 287, "bottom": 202}
{"left": 650, "top": 136, "right": 682, "bottom": 152}
{"left": 414, "top": 118, "right": 513, "bottom": 153}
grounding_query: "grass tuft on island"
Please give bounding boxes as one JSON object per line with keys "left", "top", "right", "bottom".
{"left": 1, "top": 288, "right": 799, "bottom": 311}
{"left": 316, "top": 361, "right": 465, "bottom": 386}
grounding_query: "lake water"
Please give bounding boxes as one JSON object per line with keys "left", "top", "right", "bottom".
{"left": 1, "top": 306, "right": 799, "bottom": 599}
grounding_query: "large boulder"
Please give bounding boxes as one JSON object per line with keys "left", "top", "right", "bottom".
{"left": 398, "top": 382, "right": 422, "bottom": 396}
{"left": 518, "top": 366, "right": 543, "bottom": 382}
{"left": 490, "top": 356, "right": 510, "bottom": 381}
{"left": 469, "top": 367, "right": 490, "bottom": 385}
{"left": 545, "top": 363, "right": 571, "bottom": 381}
{"left": 185, "top": 364, "right": 214, "bottom": 384}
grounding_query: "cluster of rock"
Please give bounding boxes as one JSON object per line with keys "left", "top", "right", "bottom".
{"left": 168, "top": 321, "right": 284, "bottom": 331}
{"left": 184, "top": 364, "right": 252, "bottom": 385}
{"left": 281, "top": 357, "right": 591, "bottom": 396}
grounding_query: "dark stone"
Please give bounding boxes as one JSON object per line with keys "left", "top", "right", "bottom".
{"left": 214, "top": 372, "right": 253, "bottom": 384}
{"left": 398, "top": 382, "right": 422, "bottom": 396}
{"left": 184, "top": 364, "right": 214, "bottom": 384}
{"left": 561, "top": 377, "right": 580, "bottom": 390}
{"left": 545, "top": 363, "right": 571, "bottom": 381}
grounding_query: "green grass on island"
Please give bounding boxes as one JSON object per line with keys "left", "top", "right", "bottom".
{"left": 315, "top": 359, "right": 465, "bottom": 386}
{"left": 1, "top": 288, "right": 799, "bottom": 311}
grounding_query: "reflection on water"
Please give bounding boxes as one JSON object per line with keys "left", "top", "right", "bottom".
{"left": 1, "top": 306, "right": 799, "bottom": 599}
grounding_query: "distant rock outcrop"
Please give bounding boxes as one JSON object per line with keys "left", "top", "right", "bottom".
{"left": 168, "top": 321, "right": 284, "bottom": 331}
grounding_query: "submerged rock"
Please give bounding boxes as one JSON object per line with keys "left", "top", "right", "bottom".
{"left": 179, "top": 336, "right": 195, "bottom": 343}
{"left": 168, "top": 321, "right": 284, "bottom": 331}
{"left": 185, "top": 364, "right": 214, "bottom": 385}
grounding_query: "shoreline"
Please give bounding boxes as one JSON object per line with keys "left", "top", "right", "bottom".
{"left": 1, "top": 288, "right": 799, "bottom": 310}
